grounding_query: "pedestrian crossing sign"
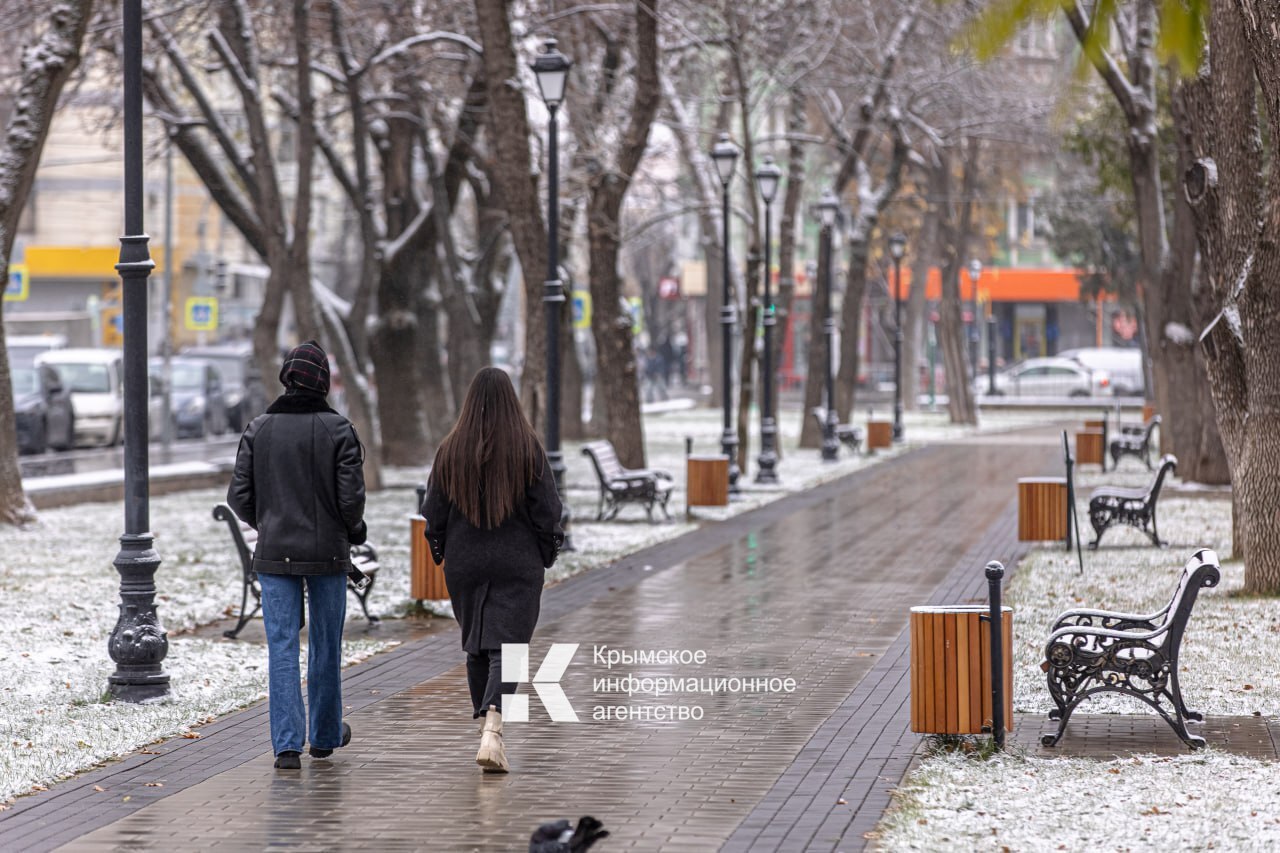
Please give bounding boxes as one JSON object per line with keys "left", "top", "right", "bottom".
{"left": 4, "top": 264, "right": 28, "bottom": 301}
{"left": 185, "top": 297, "right": 218, "bottom": 331}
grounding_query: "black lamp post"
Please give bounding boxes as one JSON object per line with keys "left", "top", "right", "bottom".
{"left": 968, "top": 257, "right": 982, "bottom": 381}
{"left": 532, "top": 38, "right": 574, "bottom": 550}
{"left": 817, "top": 190, "right": 840, "bottom": 462}
{"left": 710, "top": 133, "right": 741, "bottom": 490}
{"left": 754, "top": 155, "right": 782, "bottom": 484}
{"left": 889, "top": 233, "right": 907, "bottom": 441}
{"left": 107, "top": 0, "right": 169, "bottom": 702}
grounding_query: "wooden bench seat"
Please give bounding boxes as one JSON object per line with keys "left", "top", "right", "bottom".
{"left": 1110, "top": 414, "right": 1161, "bottom": 469}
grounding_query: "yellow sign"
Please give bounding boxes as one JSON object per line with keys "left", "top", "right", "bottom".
{"left": 572, "top": 290, "right": 591, "bottom": 330}
{"left": 185, "top": 297, "right": 219, "bottom": 331}
{"left": 102, "top": 305, "right": 123, "bottom": 346}
{"left": 4, "top": 264, "right": 28, "bottom": 301}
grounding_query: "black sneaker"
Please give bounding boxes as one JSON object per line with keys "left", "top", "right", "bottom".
{"left": 274, "top": 751, "right": 302, "bottom": 770}
{"left": 309, "top": 722, "right": 352, "bottom": 758}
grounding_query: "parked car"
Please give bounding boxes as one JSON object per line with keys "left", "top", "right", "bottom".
{"left": 150, "top": 357, "right": 229, "bottom": 439}
{"left": 35, "top": 348, "right": 126, "bottom": 446}
{"left": 179, "top": 342, "right": 267, "bottom": 432}
{"left": 6, "top": 334, "right": 67, "bottom": 368}
{"left": 1058, "top": 347, "right": 1145, "bottom": 397}
{"left": 978, "top": 356, "right": 1111, "bottom": 398}
{"left": 10, "top": 364, "right": 75, "bottom": 454}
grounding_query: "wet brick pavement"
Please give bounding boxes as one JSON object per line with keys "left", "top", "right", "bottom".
{"left": 3, "top": 432, "right": 1091, "bottom": 851}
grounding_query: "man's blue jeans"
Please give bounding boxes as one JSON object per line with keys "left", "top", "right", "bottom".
{"left": 258, "top": 572, "right": 347, "bottom": 755}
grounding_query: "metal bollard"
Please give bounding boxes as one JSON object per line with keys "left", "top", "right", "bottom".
{"left": 415, "top": 482, "right": 427, "bottom": 516}
{"left": 986, "top": 560, "right": 1006, "bottom": 749}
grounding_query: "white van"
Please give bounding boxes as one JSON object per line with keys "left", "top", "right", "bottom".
{"left": 35, "top": 348, "right": 125, "bottom": 446}
{"left": 1059, "top": 347, "right": 1146, "bottom": 397}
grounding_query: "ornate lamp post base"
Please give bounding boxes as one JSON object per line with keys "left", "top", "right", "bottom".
{"left": 821, "top": 414, "right": 840, "bottom": 462}
{"left": 721, "top": 430, "right": 741, "bottom": 492}
{"left": 755, "top": 418, "right": 779, "bottom": 484}
{"left": 107, "top": 534, "right": 170, "bottom": 702}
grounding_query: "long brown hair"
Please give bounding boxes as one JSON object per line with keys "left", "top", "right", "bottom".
{"left": 431, "top": 366, "right": 544, "bottom": 529}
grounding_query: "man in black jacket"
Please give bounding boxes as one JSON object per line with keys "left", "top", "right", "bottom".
{"left": 228, "top": 340, "right": 366, "bottom": 770}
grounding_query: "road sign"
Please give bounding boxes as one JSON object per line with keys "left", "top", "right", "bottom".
{"left": 102, "top": 305, "right": 123, "bottom": 346}
{"left": 572, "top": 290, "right": 591, "bottom": 330}
{"left": 185, "top": 297, "right": 219, "bottom": 331}
{"left": 5, "top": 264, "right": 28, "bottom": 301}
{"left": 658, "top": 275, "right": 680, "bottom": 300}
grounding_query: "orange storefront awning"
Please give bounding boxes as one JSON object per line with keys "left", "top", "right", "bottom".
{"left": 889, "top": 267, "right": 1094, "bottom": 303}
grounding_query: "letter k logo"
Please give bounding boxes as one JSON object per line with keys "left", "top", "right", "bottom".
{"left": 500, "top": 643, "right": 579, "bottom": 722}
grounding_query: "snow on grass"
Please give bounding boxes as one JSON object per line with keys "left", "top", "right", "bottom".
{"left": 876, "top": 468, "right": 1280, "bottom": 850}
{"left": 877, "top": 749, "right": 1280, "bottom": 851}
{"left": 0, "top": 402, "right": 1067, "bottom": 805}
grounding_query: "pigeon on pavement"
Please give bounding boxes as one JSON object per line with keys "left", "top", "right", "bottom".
{"left": 528, "top": 816, "right": 609, "bottom": 852}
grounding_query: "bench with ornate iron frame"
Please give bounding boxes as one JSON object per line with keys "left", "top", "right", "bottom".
{"left": 1088, "top": 454, "right": 1177, "bottom": 549}
{"left": 214, "top": 503, "right": 380, "bottom": 639}
{"left": 1110, "top": 414, "right": 1161, "bottom": 469}
{"left": 1040, "top": 548, "right": 1220, "bottom": 749}
{"left": 809, "top": 407, "right": 863, "bottom": 452}
{"left": 581, "top": 440, "right": 674, "bottom": 522}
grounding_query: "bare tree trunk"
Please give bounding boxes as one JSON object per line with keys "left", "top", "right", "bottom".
{"left": 833, "top": 236, "right": 867, "bottom": 421}
{"left": 731, "top": 17, "right": 761, "bottom": 478}
{"left": 414, "top": 282, "right": 451, "bottom": 444}
{"left": 370, "top": 116, "right": 431, "bottom": 466}
{"left": 902, "top": 201, "right": 938, "bottom": 412}
{"left": 771, "top": 88, "right": 807, "bottom": 459}
{"left": 586, "top": 0, "right": 660, "bottom": 469}
{"left": 798, "top": 236, "right": 830, "bottom": 449}
{"left": 934, "top": 144, "right": 978, "bottom": 425}
{"left": 473, "top": 0, "right": 548, "bottom": 428}
{"left": 1180, "top": 0, "right": 1280, "bottom": 590}
{"left": 0, "top": 0, "right": 92, "bottom": 525}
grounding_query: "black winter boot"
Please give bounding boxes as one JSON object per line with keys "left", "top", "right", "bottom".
{"left": 309, "top": 722, "right": 352, "bottom": 758}
{"left": 274, "top": 751, "right": 302, "bottom": 770}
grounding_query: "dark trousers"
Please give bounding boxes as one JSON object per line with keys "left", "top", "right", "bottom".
{"left": 466, "top": 648, "right": 517, "bottom": 718}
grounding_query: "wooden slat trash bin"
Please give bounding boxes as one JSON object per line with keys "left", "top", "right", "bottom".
{"left": 1076, "top": 428, "right": 1105, "bottom": 469}
{"left": 687, "top": 455, "right": 729, "bottom": 509}
{"left": 866, "top": 420, "right": 893, "bottom": 450}
{"left": 910, "top": 605, "right": 1013, "bottom": 735}
{"left": 1018, "top": 476, "right": 1068, "bottom": 541}
{"left": 410, "top": 515, "right": 449, "bottom": 601}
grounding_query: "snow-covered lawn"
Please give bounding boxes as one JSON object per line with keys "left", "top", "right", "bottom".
{"left": 876, "top": 463, "right": 1280, "bottom": 850}
{"left": 876, "top": 750, "right": 1280, "bottom": 851}
{"left": 0, "top": 402, "right": 1070, "bottom": 805}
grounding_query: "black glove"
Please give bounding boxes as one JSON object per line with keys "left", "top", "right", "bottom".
{"left": 350, "top": 520, "right": 368, "bottom": 546}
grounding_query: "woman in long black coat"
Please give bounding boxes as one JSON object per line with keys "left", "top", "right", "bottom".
{"left": 422, "top": 367, "right": 564, "bottom": 773}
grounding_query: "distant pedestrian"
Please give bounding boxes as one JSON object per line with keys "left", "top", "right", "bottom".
{"left": 228, "top": 340, "right": 367, "bottom": 771}
{"left": 422, "top": 367, "right": 564, "bottom": 773}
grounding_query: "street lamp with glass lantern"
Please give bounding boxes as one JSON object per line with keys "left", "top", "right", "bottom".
{"left": 710, "top": 133, "right": 741, "bottom": 490}
{"left": 889, "top": 232, "right": 907, "bottom": 441}
{"left": 754, "top": 155, "right": 783, "bottom": 483}
{"left": 817, "top": 189, "right": 841, "bottom": 462}
{"left": 531, "top": 38, "right": 574, "bottom": 550}
{"left": 107, "top": 0, "right": 169, "bottom": 702}
{"left": 967, "top": 257, "right": 982, "bottom": 380}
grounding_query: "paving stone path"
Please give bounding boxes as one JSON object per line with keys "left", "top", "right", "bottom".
{"left": 4, "top": 432, "right": 1070, "bottom": 851}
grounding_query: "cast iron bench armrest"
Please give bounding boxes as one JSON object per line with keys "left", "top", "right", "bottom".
{"left": 1051, "top": 606, "right": 1168, "bottom": 633}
